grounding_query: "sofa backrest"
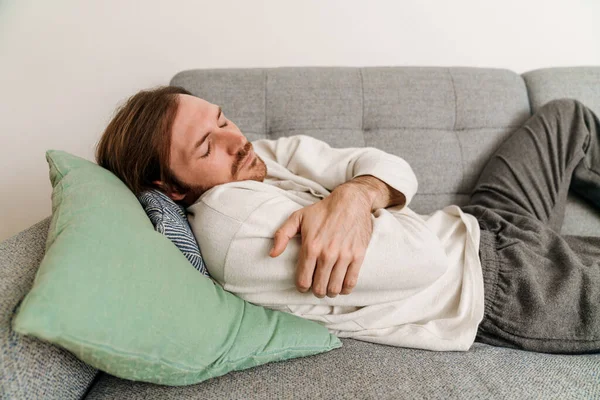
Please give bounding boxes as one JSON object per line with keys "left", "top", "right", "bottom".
{"left": 2, "top": 66, "right": 600, "bottom": 400}
{"left": 524, "top": 67, "right": 600, "bottom": 116}
{"left": 171, "top": 66, "right": 600, "bottom": 235}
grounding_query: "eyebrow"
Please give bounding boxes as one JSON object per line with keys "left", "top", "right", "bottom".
{"left": 191, "top": 106, "right": 222, "bottom": 156}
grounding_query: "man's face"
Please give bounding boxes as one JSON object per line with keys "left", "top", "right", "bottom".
{"left": 164, "top": 94, "right": 267, "bottom": 201}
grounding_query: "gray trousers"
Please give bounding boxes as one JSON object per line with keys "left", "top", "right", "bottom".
{"left": 461, "top": 99, "right": 600, "bottom": 354}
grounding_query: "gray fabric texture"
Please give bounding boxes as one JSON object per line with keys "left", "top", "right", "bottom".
{"left": 523, "top": 67, "right": 600, "bottom": 118}
{"left": 2, "top": 66, "right": 600, "bottom": 399}
{"left": 0, "top": 218, "right": 97, "bottom": 400}
{"left": 462, "top": 99, "right": 600, "bottom": 353}
{"left": 172, "top": 66, "right": 600, "bottom": 236}
{"left": 85, "top": 340, "right": 600, "bottom": 400}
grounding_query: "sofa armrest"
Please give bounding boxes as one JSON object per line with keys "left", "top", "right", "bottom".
{"left": 1, "top": 217, "right": 98, "bottom": 400}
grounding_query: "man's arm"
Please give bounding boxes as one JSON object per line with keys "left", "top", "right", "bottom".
{"left": 338, "top": 174, "right": 406, "bottom": 212}
{"left": 252, "top": 135, "right": 418, "bottom": 206}
{"left": 265, "top": 135, "right": 416, "bottom": 299}
{"left": 270, "top": 174, "right": 410, "bottom": 299}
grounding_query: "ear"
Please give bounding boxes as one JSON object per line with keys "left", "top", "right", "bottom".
{"left": 152, "top": 180, "right": 186, "bottom": 201}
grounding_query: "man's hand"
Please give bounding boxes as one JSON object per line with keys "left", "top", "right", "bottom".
{"left": 269, "top": 185, "right": 373, "bottom": 298}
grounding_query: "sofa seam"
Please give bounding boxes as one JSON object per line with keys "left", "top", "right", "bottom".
{"left": 453, "top": 132, "right": 467, "bottom": 185}
{"left": 359, "top": 68, "right": 366, "bottom": 147}
{"left": 80, "top": 371, "right": 104, "bottom": 398}
{"left": 267, "top": 126, "right": 521, "bottom": 133}
{"left": 448, "top": 68, "right": 458, "bottom": 131}
{"left": 521, "top": 73, "right": 535, "bottom": 116}
{"left": 448, "top": 68, "right": 467, "bottom": 182}
{"left": 264, "top": 70, "right": 268, "bottom": 137}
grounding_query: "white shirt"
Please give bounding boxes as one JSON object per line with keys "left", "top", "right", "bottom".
{"left": 187, "top": 134, "right": 484, "bottom": 351}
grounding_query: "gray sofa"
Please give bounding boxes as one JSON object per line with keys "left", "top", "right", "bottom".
{"left": 2, "top": 66, "right": 600, "bottom": 399}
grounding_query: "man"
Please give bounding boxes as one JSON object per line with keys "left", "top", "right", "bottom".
{"left": 96, "top": 86, "right": 600, "bottom": 354}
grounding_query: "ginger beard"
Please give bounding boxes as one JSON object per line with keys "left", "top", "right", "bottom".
{"left": 231, "top": 142, "right": 267, "bottom": 182}
{"left": 175, "top": 141, "right": 268, "bottom": 206}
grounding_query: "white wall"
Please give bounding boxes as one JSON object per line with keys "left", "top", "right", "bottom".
{"left": 1, "top": 0, "right": 599, "bottom": 241}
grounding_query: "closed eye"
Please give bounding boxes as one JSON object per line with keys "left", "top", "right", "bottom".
{"left": 201, "top": 140, "right": 211, "bottom": 158}
{"left": 201, "top": 121, "right": 229, "bottom": 158}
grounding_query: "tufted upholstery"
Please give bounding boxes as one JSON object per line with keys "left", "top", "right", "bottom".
{"left": 171, "top": 66, "right": 600, "bottom": 235}
{"left": 2, "top": 66, "right": 600, "bottom": 399}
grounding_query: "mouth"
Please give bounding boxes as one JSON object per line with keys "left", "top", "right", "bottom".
{"left": 241, "top": 151, "right": 254, "bottom": 169}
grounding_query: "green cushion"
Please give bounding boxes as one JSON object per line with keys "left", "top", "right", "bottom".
{"left": 12, "top": 150, "right": 341, "bottom": 386}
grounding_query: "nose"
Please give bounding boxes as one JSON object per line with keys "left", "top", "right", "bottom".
{"left": 216, "top": 130, "right": 248, "bottom": 156}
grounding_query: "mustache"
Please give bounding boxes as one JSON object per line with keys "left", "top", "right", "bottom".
{"left": 231, "top": 142, "right": 252, "bottom": 176}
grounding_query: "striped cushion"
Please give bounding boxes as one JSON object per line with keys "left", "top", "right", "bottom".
{"left": 138, "top": 189, "right": 209, "bottom": 277}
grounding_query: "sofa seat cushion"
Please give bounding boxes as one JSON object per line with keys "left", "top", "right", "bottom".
{"left": 84, "top": 339, "right": 600, "bottom": 399}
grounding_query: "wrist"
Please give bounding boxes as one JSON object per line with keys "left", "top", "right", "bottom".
{"left": 337, "top": 177, "right": 383, "bottom": 212}
{"left": 339, "top": 175, "right": 406, "bottom": 212}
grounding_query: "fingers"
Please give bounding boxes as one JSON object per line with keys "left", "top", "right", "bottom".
{"left": 340, "top": 255, "right": 364, "bottom": 295}
{"left": 285, "top": 199, "right": 369, "bottom": 298}
{"left": 326, "top": 256, "right": 352, "bottom": 297}
{"left": 298, "top": 241, "right": 364, "bottom": 298}
{"left": 311, "top": 251, "right": 338, "bottom": 298}
{"left": 271, "top": 211, "right": 301, "bottom": 258}
{"left": 295, "top": 243, "right": 317, "bottom": 293}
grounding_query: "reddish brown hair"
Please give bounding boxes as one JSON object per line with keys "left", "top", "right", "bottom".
{"left": 95, "top": 86, "right": 193, "bottom": 198}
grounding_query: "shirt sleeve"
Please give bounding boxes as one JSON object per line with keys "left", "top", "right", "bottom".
{"left": 252, "top": 134, "right": 419, "bottom": 207}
